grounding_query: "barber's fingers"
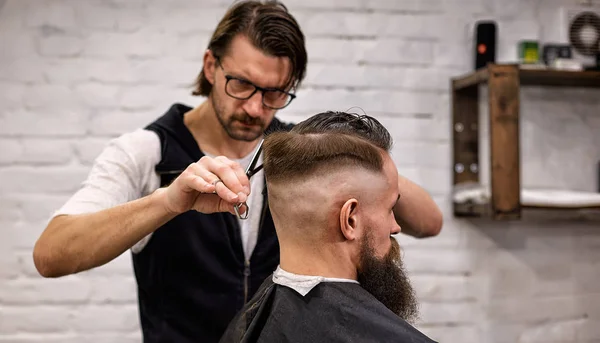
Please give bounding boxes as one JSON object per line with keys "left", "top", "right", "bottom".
{"left": 190, "top": 157, "right": 248, "bottom": 199}
{"left": 214, "top": 156, "right": 251, "bottom": 194}
{"left": 177, "top": 163, "right": 214, "bottom": 193}
{"left": 183, "top": 163, "right": 245, "bottom": 204}
{"left": 191, "top": 193, "right": 244, "bottom": 216}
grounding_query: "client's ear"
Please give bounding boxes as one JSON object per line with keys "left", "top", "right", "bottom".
{"left": 339, "top": 198, "right": 359, "bottom": 241}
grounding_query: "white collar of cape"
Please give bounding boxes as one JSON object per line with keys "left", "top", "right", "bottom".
{"left": 272, "top": 265, "right": 360, "bottom": 296}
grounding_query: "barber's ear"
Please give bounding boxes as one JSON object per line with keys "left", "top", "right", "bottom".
{"left": 203, "top": 49, "right": 217, "bottom": 85}
{"left": 339, "top": 199, "right": 359, "bottom": 241}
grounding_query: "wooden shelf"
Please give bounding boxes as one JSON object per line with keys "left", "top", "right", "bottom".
{"left": 451, "top": 63, "right": 600, "bottom": 220}
{"left": 453, "top": 65, "right": 600, "bottom": 90}
{"left": 453, "top": 184, "right": 600, "bottom": 217}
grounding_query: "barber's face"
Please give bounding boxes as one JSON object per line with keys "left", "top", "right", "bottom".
{"left": 208, "top": 35, "right": 293, "bottom": 141}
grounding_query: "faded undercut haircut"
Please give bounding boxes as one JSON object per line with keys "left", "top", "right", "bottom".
{"left": 192, "top": 0, "right": 307, "bottom": 96}
{"left": 263, "top": 111, "right": 393, "bottom": 183}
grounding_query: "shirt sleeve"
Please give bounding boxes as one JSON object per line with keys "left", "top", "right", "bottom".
{"left": 53, "top": 129, "right": 162, "bottom": 217}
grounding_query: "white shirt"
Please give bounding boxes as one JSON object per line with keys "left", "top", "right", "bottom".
{"left": 272, "top": 265, "right": 359, "bottom": 296}
{"left": 54, "top": 129, "right": 265, "bottom": 258}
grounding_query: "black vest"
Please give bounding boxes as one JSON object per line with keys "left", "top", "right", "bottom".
{"left": 132, "top": 103, "right": 293, "bottom": 343}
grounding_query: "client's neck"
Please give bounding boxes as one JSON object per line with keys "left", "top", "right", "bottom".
{"left": 278, "top": 238, "right": 357, "bottom": 280}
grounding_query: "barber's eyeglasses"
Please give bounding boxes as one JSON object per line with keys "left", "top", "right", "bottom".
{"left": 234, "top": 139, "right": 264, "bottom": 220}
{"left": 216, "top": 59, "right": 296, "bottom": 110}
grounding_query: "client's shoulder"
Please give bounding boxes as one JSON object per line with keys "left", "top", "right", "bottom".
{"left": 311, "top": 282, "right": 438, "bottom": 343}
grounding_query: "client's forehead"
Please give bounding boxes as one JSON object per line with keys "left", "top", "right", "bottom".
{"left": 381, "top": 152, "right": 397, "bottom": 175}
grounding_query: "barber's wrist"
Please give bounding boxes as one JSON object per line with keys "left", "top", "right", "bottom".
{"left": 151, "top": 187, "right": 181, "bottom": 217}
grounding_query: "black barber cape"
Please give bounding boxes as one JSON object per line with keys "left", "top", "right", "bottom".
{"left": 219, "top": 276, "right": 437, "bottom": 343}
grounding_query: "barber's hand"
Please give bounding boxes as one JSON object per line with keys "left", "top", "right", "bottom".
{"left": 161, "top": 156, "right": 250, "bottom": 216}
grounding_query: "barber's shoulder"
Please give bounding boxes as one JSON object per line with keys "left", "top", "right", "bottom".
{"left": 102, "top": 129, "right": 162, "bottom": 167}
{"left": 119, "top": 128, "right": 161, "bottom": 147}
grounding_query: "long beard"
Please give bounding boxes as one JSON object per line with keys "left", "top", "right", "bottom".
{"left": 357, "top": 234, "right": 419, "bottom": 323}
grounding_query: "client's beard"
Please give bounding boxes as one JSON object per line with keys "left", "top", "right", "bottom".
{"left": 357, "top": 233, "right": 419, "bottom": 323}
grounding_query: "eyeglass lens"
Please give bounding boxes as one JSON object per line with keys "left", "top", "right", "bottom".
{"left": 226, "top": 78, "right": 292, "bottom": 109}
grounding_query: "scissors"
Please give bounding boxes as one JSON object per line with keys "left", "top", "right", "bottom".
{"left": 234, "top": 139, "right": 264, "bottom": 220}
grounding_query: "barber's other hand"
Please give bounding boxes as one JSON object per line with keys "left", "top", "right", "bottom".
{"left": 160, "top": 156, "right": 250, "bottom": 216}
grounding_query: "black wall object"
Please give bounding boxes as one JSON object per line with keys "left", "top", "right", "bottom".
{"left": 542, "top": 44, "right": 572, "bottom": 66}
{"left": 474, "top": 21, "right": 497, "bottom": 70}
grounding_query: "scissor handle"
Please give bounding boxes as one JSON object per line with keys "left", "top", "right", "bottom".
{"left": 234, "top": 202, "right": 249, "bottom": 220}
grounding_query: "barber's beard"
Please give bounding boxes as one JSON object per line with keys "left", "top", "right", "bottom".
{"left": 211, "top": 92, "right": 265, "bottom": 142}
{"left": 357, "top": 233, "right": 419, "bottom": 323}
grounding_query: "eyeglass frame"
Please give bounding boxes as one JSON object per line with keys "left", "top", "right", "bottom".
{"left": 215, "top": 57, "right": 297, "bottom": 110}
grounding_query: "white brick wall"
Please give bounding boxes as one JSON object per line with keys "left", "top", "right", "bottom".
{"left": 1, "top": 0, "right": 600, "bottom": 342}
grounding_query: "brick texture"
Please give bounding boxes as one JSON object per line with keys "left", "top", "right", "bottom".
{"left": 2, "top": 0, "right": 600, "bottom": 342}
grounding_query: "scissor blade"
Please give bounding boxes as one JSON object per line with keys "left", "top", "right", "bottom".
{"left": 247, "top": 164, "right": 264, "bottom": 178}
{"left": 245, "top": 139, "right": 264, "bottom": 176}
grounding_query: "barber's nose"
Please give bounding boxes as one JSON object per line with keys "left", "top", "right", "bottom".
{"left": 243, "top": 92, "right": 264, "bottom": 118}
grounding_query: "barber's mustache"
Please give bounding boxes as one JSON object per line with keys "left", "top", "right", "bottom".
{"left": 233, "top": 113, "right": 263, "bottom": 126}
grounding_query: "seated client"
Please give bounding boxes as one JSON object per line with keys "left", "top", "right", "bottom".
{"left": 220, "top": 111, "right": 436, "bottom": 343}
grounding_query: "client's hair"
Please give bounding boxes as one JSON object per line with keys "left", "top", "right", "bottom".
{"left": 291, "top": 111, "right": 392, "bottom": 151}
{"left": 263, "top": 111, "right": 393, "bottom": 183}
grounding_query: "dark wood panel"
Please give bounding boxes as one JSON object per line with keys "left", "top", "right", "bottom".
{"left": 488, "top": 64, "right": 521, "bottom": 220}
{"left": 520, "top": 68, "right": 600, "bottom": 88}
{"left": 523, "top": 204, "right": 600, "bottom": 209}
{"left": 452, "top": 83, "right": 480, "bottom": 216}
{"left": 453, "top": 202, "right": 488, "bottom": 217}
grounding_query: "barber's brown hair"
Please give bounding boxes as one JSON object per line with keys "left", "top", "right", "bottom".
{"left": 263, "top": 132, "right": 385, "bottom": 184}
{"left": 192, "top": 0, "right": 307, "bottom": 96}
